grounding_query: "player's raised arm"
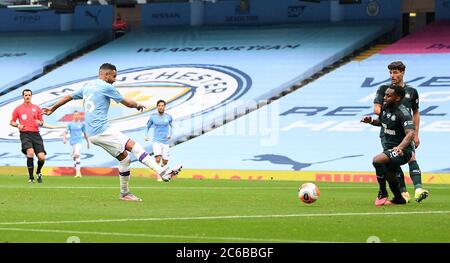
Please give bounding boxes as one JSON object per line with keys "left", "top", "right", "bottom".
{"left": 120, "top": 97, "right": 146, "bottom": 112}
{"left": 360, "top": 115, "right": 381, "bottom": 126}
{"left": 43, "top": 95, "right": 73, "bottom": 115}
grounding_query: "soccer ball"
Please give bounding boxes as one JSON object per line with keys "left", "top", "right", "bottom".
{"left": 298, "top": 183, "right": 320, "bottom": 204}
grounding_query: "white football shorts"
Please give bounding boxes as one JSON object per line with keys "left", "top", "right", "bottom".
{"left": 71, "top": 143, "right": 82, "bottom": 158}
{"left": 89, "top": 128, "right": 130, "bottom": 157}
{"left": 153, "top": 142, "right": 170, "bottom": 160}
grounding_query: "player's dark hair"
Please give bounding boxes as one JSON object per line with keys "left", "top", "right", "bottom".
{"left": 157, "top": 100, "right": 166, "bottom": 106}
{"left": 389, "top": 84, "right": 405, "bottom": 100}
{"left": 388, "top": 61, "right": 406, "bottom": 72}
{"left": 99, "top": 63, "right": 117, "bottom": 71}
{"left": 22, "top": 89, "right": 32, "bottom": 95}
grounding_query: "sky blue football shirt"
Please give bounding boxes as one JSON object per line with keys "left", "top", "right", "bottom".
{"left": 71, "top": 79, "right": 123, "bottom": 136}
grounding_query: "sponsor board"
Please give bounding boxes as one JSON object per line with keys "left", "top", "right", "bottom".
{"left": 1, "top": 167, "right": 449, "bottom": 184}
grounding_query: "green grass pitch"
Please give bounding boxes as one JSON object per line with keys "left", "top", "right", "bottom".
{"left": 0, "top": 175, "right": 449, "bottom": 243}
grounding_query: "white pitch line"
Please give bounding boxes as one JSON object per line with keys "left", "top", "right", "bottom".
{"left": 0, "top": 227, "right": 341, "bottom": 243}
{"left": 0, "top": 185, "right": 380, "bottom": 190}
{"left": 0, "top": 185, "right": 449, "bottom": 190}
{"left": 0, "top": 211, "right": 448, "bottom": 226}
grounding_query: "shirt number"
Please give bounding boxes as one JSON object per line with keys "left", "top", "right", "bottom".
{"left": 84, "top": 94, "right": 95, "bottom": 113}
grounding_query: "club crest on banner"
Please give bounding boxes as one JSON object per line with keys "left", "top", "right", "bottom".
{"left": 0, "top": 64, "right": 251, "bottom": 142}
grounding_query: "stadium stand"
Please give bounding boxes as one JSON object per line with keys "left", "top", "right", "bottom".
{"left": 379, "top": 20, "right": 450, "bottom": 54}
{"left": 166, "top": 21, "right": 450, "bottom": 182}
{"left": 0, "top": 20, "right": 394, "bottom": 168}
{"left": 0, "top": 31, "right": 106, "bottom": 94}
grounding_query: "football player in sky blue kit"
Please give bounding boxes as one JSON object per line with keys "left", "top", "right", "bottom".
{"left": 63, "top": 110, "right": 89, "bottom": 177}
{"left": 145, "top": 100, "right": 173, "bottom": 181}
{"left": 44, "top": 63, "right": 182, "bottom": 202}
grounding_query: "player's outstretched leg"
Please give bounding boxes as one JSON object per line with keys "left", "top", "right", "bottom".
{"left": 161, "top": 164, "right": 183, "bottom": 181}
{"left": 128, "top": 141, "right": 182, "bottom": 181}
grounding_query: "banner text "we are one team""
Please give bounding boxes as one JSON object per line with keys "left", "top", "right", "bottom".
{"left": 136, "top": 44, "right": 301, "bottom": 53}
